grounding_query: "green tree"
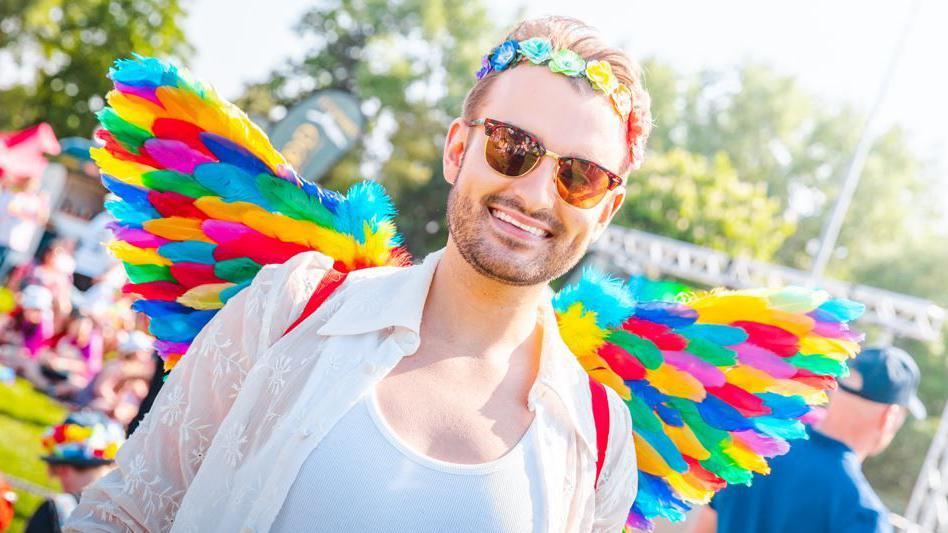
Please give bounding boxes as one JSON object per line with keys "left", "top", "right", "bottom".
{"left": 237, "top": 0, "right": 496, "bottom": 255}
{"left": 616, "top": 149, "right": 793, "bottom": 259}
{"left": 0, "top": 0, "right": 190, "bottom": 137}
{"left": 638, "top": 59, "right": 941, "bottom": 278}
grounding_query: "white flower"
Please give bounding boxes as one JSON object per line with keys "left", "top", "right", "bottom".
{"left": 219, "top": 423, "right": 248, "bottom": 467}
{"left": 266, "top": 355, "right": 293, "bottom": 394}
{"left": 158, "top": 383, "right": 185, "bottom": 426}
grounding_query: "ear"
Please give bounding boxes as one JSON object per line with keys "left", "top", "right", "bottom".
{"left": 443, "top": 117, "right": 469, "bottom": 186}
{"left": 881, "top": 404, "right": 906, "bottom": 433}
{"left": 590, "top": 186, "right": 626, "bottom": 242}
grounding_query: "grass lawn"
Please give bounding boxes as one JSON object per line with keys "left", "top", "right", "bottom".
{"left": 0, "top": 377, "right": 67, "bottom": 533}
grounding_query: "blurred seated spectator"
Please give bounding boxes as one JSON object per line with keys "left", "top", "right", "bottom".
{"left": 4, "top": 285, "right": 55, "bottom": 363}
{"left": 6, "top": 238, "right": 75, "bottom": 332}
{"left": 28, "top": 411, "right": 124, "bottom": 533}
{"left": 23, "top": 309, "right": 104, "bottom": 398}
{"left": 72, "top": 331, "right": 155, "bottom": 426}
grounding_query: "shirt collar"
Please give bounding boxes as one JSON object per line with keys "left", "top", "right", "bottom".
{"left": 318, "top": 247, "right": 598, "bottom": 453}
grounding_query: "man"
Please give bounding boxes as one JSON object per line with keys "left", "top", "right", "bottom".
{"left": 27, "top": 411, "right": 124, "bottom": 533}
{"left": 694, "top": 346, "right": 926, "bottom": 533}
{"left": 67, "top": 16, "right": 650, "bottom": 532}
{"left": 0, "top": 174, "right": 50, "bottom": 280}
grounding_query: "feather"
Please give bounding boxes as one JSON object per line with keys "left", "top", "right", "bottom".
{"left": 108, "top": 225, "right": 171, "bottom": 248}
{"left": 96, "top": 107, "right": 152, "bottom": 153}
{"left": 200, "top": 132, "right": 273, "bottom": 177}
{"left": 214, "top": 258, "right": 261, "bottom": 283}
{"left": 177, "top": 283, "right": 233, "bottom": 310}
{"left": 141, "top": 170, "right": 215, "bottom": 198}
{"left": 169, "top": 262, "right": 224, "bottom": 287}
{"left": 143, "top": 138, "right": 215, "bottom": 174}
{"left": 147, "top": 191, "right": 208, "bottom": 219}
{"left": 193, "top": 163, "right": 269, "bottom": 205}
{"left": 151, "top": 118, "right": 215, "bottom": 159}
{"left": 157, "top": 241, "right": 216, "bottom": 264}
{"left": 124, "top": 263, "right": 173, "bottom": 283}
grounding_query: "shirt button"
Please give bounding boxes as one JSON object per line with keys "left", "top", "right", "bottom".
{"left": 300, "top": 428, "right": 312, "bottom": 438}
{"left": 241, "top": 528, "right": 254, "bottom": 533}
{"left": 363, "top": 362, "right": 378, "bottom": 375}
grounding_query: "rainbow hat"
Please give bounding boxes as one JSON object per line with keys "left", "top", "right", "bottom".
{"left": 41, "top": 411, "right": 125, "bottom": 467}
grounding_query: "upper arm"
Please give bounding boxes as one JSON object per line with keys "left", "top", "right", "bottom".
{"left": 65, "top": 252, "right": 332, "bottom": 532}
{"left": 63, "top": 255, "right": 324, "bottom": 532}
{"left": 592, "top": 387, "right": 637, "bottom": 532}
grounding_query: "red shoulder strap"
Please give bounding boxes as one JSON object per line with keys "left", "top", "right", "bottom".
{"left": 282, "top": 269, "right": 349, "bottom": 337}
{"left": 589, "top": 376, "right": 611, "bottom": 489}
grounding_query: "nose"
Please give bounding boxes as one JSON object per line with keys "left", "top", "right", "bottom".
{"left": 505, "top": 154, "right": 559, "bottom": 212}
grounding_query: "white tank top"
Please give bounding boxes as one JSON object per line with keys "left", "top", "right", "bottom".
{"left": 272, "top": 386, "right": 545, "bottom": 532}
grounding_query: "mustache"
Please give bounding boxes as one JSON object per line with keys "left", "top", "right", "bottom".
{"left": 483, "top": 193, "right": 565, "bottom": 235}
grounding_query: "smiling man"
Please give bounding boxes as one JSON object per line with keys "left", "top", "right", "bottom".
{"left": 68, "top": 16, "right": 651, "bottom": 533}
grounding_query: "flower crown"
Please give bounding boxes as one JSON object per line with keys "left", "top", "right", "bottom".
{"left": 476, "top": 37, "right": 647, "bottom": 166}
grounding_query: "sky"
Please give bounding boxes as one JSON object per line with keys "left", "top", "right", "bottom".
{"left": 182, "top": 0, "right": 948, "bottom": 164}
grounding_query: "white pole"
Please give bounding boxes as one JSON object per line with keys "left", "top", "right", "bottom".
{"left": 809, "top": 0, "right": 923, "bottom": 283}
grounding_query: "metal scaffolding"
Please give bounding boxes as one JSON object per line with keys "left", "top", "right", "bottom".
{"left": 590, "top": 226, "right": 945, "bottom": 343}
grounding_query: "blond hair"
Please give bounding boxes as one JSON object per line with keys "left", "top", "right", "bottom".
{"left": 462, "top": 16, "right": 652, "bottom": 171}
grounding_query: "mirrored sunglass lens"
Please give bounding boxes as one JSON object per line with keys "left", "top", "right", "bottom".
{"left": 485, "top": 126, "right": 541, "bottom": 177}
{"left": 556, "top": 159, "right": 611, "bottom": 208}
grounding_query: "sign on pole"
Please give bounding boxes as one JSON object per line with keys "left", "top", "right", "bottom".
{"left": 268, "top": 90, "right": 365, "bottom": 182}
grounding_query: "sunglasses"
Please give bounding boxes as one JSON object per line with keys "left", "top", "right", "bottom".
{"left": 467, "top": 118, "right": 624, "bottom": 209}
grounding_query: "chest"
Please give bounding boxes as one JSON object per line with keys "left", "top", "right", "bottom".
{"left": 373, "top": 345, "right": 538, "bottom": 465}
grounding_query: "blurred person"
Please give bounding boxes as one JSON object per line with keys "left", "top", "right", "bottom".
{"left": 7, "top": 238, "right": 76, "bottom": 330}
{"left": 694, "top": 346, "right": 926, "bottom": 533}
{"left": 29, "top": 309, "right": 105, "bottom": 397}
{"left": 10, "top": 284, "right": 55, "bottom": 360}
{"left": 73, "top": 331, "right": 155, "bottom": 425}
{"left": 27, "top": 411, "right": 124, "bottom": 533}
{"left": 0, "top": 174, "right": 49, "bottom": 280}
{"left": 69, "top": 16, "right": 649, "bottom": 532}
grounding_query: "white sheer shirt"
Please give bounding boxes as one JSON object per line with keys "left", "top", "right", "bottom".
{"left": 66, "top": 248, "right": 637, "bottom": 533}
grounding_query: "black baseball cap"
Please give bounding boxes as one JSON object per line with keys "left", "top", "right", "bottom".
{"left": 839, "top": 346, "right": 926, "bottom": 419}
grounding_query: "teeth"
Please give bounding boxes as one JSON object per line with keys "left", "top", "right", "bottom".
{"left": 493, "top": 210, "right": 547, "bottom": 237}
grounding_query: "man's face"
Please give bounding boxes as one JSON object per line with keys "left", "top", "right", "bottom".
{"left": 444, "top": 66, "right": 628, "bottom": 286}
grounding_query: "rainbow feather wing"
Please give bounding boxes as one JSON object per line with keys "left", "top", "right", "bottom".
{"left": 553, "top": 272, "right": 865, "bottom": 531}
{"left": 96, "top": 55, "right": 409, "bottom": 369}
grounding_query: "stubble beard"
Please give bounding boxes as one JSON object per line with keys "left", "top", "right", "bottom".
{"left": 445, "top": 175, "right": 588, "bottom": 287}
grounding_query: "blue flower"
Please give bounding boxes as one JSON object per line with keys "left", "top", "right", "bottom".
{"left": 519, "top": 38, "right": 553, "bottom": 64}
{"left": 488, "top": 40, "right": 520, "bottom": 71}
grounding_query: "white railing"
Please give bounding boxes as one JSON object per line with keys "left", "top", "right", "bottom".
{"left": 590, "top": 226, "right": 945, "bottom": 342}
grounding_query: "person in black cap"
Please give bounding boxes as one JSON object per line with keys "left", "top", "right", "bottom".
{"left": 26, "top": 411, "right": 124, "bottom": 533}
{"left": 694, "top": 346, "right": 926, "bottom": 533}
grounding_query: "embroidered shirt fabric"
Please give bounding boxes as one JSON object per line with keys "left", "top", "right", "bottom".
{"left": 65, "top": 248, "right": 637, "bottom": 533}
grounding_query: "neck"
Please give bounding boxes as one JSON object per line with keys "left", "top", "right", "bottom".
{"left": 815, "top": 410, "right": 873, "bottom": 462}
{"left": 422, "top": 241, "right": 549, "bottom": 360}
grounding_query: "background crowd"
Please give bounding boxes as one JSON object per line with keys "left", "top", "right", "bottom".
{"left": 1, "top": 170, "right": 160, "bottom": 532}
